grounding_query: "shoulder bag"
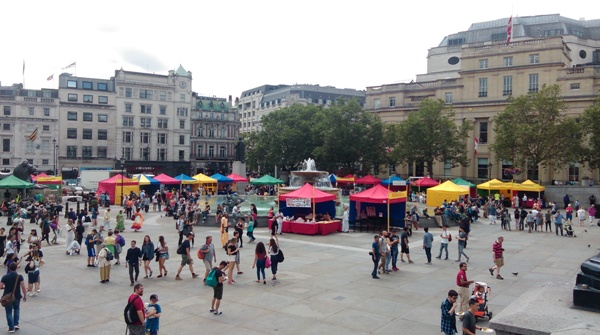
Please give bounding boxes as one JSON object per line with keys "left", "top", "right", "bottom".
{"left": 0, "top": 274, "right": 20, "bottom": 307}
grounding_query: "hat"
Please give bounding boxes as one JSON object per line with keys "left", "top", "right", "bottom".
{"left": 150, "top": 294, "right": 159, "bottom": 301}
{"left": 188, "top": 232, "right": 195, "bottom": 236}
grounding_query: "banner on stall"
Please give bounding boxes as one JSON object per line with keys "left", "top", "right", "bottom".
{"left": 286, "top": 198, "right": 311, "bottom": 208}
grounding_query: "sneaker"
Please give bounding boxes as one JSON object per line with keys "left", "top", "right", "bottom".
{"left": 209, "top": 309, "right": 215, "bottom": 313}
{"left": 408, "top": 260, "right": 414, "bottom": 264}
{"left": 496, "top": 275, "right": 504, "bottom": 280}
{"left": 489, "top": 268, "right": 494, "bottom": 276}
{"left": 13, "top": 326, "right": 18, "bottom": 330}
{"left": 8, "top": 330, "right": 14, "bottom": 333}
{"left": 214, "top": 311, "right": 222, "bottom": 315}
{"left": 372, "top": 276, "right": 380, "bottom": 279}
{"left": 192, "top": 273, "right": 200, "bottom": 278}
{"left": 435, "top": 256, "right": 441, "bottom": 259}
{"left": 175, "top": 276, "right": 182, "bottom": 280}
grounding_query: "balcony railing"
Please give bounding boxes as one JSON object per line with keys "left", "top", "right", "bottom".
{"left": 192, "top": 155, "right": 235, "bottom": 161}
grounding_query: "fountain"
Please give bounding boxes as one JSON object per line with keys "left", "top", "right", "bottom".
{"left": 279, "top": 158, "right": 341, "bottom": 203}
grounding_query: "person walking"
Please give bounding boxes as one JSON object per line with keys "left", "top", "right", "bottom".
{"left": 342, "top": 205, "right": 349, "bottom": 233}
{"left": 175, "top": 233, "right": 199, "bottom": 280}
{"left": 436, "top": 225, "right": 450, "bottom": 260}
{"left": 220, "top": 214, "right": 229, "bottom": 249}
{"left": 141, "top": 235, "right": 154, "bottom": 279}
{"left": 371, "top": 235, "right": 380, "bottom": 279}
{"left": 389, "top": 229, "right": 400, "bottom": 271}
{"left": 252, "top": 241, "right": 268, "bottom": 284}
{"left": 209, "top": 261, "right": 227, "bottom": 315}
{"left": 65, "top": 219, "right": 76, "bottom": 255}
{"left": 462, "top": 298, "right": 484, "bottom": 334}
{"left": 103, "top": 208, "right": 111, "bottom": 231}
{"left": 246, "top": 215, "right": 256, "bottom": 243}
{"left": 399, "top": 227, "right": 413, "bottom": 263}
{"left": 440, "top": 289, "right": 458, "bottom": 335}
{"left": 0, "top": 263, "right": 27, "bottom": 333}
{"left": 126, "top": 284, "right": 145, "bottom": 335}
{"left": 377, "top": 231, "right": 389, "bottom": 274}
{"left": 456, "top": 227, "right": 469, "bottom": 262}
{"left": 422, "top": 227, "right": 433, "bottom": 264}
{"left": 488, "top": 236, "right": 505, "bottom": 280}
{"left": 456, "top": 262, "right": 474, "bottom": 314}
{"left": 268, "top": 238, "right": 281, "bottom": 281}
{"left": 234, "top": 218, "right": 244, "bottom": 248}
{"left": 199, "top": 236, "right": 216, "bottom": 284}
{"left": 554, "top": 210, "right": 564, "bottom": 236}
{"left": 145, "top": 294, "right": 161, "bottom": 335}
{"left": 156, "top": 236, "right": 169, "bottom": 278}
{"left": 125, "top": 240, "right": 142, "bottom": 286}
{"left": 225, "top": 237, "right": 239, "bottom": 284}
{"left": 98, "top": 243, "right": 112, "bottom": 283}
{"left": 113, "top": 230, "right": 125, "bottom": 265}
{"left": 115, "top": 210, "right": 125, "bottom": 232}
{"left": 588, "top": 206, "right": 596, "bottom": 227}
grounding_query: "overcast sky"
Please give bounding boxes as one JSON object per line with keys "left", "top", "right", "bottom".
{"left": 1, "top": 1, "right": 590, "bottom": 99}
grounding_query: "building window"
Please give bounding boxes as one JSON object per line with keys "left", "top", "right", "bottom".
{"left": 479, "top": 122, "right": 488, "bottom": 144}
{"left": 141, "top": 147, "right": 150, "bottom": 161}
{"left": 448, "top": 38, "right": 464, "bottom": 46}
{"left": 179, "top": 120, "right": 185, "bottom": 129}
{"left": 479, "top": 59, "right": 488, "bottom": 69}
{"left": 158, "top": 148, "right": 166, "bottom": 161}
{"left": 503, "top": 57, "right": 513, "bottom": 67}
{"left": 123, "top": 116, "right": 134, "bottom": 127}
{"left": 42, "top": 125, "right": 49, "bottom": 131}
{"left": 157, "top": 118, "right": 168, "bottom": 129}
{"left": 125, "top": 87, "right": 132, "bottom": 97}
{"left": 97, "top": 83, "right": 107, "bottom": 91}
{"left": 26, "top": 141, "right": 34, "bottom": 153}
{"left": 444, "top": 159, "right": 452, "bottom": 177}
{"left": 179, "top": 150, "right": 185, "bottom": 161}
{"left": 445, "top": 93, "right": 453, "bottom": 104}
{"left": 98, "top": 114, "right": 108, "bottom": 122}
{"left": 140, "top": 132, "right": 150, "bottom": 144}
{"left": 503, "top": 76, "right": 512, "bottom": 96}
{"left": 568, "top": 163, "right": 580, "bottom": 182}
{"left": 529, "top": 54, "right": 539, "bottom": 64}
{"left": 179, "top": 135, "right": 185, "bottom": 145}
{"left": 66, "top": 146, "right": 77, "bottom": 158}
{"left": 82, "top": 129, "right": 93, "bottom": 140}
{"left": 3, "top": 106, "right": 10, "bottom": 116}
{"left": 67, "top": 111, "right": 77, "bottom": 121}
{"left": 140, "top": 117, "right": 152, "bottom": 128}
{"left": 43, "top": 108, "right": 50, "bottom": 117}
{"left": 570, "top": 83, "right": 580, "bottom": 90}
{"left": 373, "top": 99, "right": 381, "bottom": 109}
{"left": 491, "top": 32, "right": 507, "bottom": 41}
{"left": 28, "top": 107, "right": 34, "bottom": 116}
{"left": 389, "top": 97, "right": 396, "bottom": 107}
{"left": 139, "top": 89, "right": 153, "bottom": 99}
{"left": 98, "top": 129, "right": 108, "bottom": 140}
{"left": 83, "top": 112, "right": 93, "bottom": 122}
{"left": 529, "top": 73, "right": 539, "bottom": 93}
{"left": 2, "top": 139, "right": 10, "bottom": 152}
{"left": 157, "top": 133, "right": 167, "bottom": 144}
{"left": 160, "top": 106, "right": 166, "bottom": 115}
{"left": 197, "top": 145, "right": 203, "bottom": 158}
{"left": 82, "top": 82, "right": 92, "bottom": 90}
{"left": 573, "top": 29, "right": 583, "bottom": 37}
{"left": 219, "top": 146, "right": 226, "bottom": 158}
{"left": 478, "top": 78, "right": 488, "bottom": 97}
{"left": 3, "top": 124, "right": 10, "bottom": 131}
{"left": 82, "top": 146, "right": 93, "bottom": 158}
{"left": 208, "top": 126, "right": 215, "bottom": 138}
{"left": 141, "top": 105, "right": 152, "bottom": 114}
{"left": 68, "top": 94, "right": 77, "bottom": 102}
{"left": 97, "top": 147, "right": 107, "bottom": 158}
{"left": 1, "top": 159, "right": 9, "bottom": 165}
{"left": 123, "top": 132, "right": 132, "bottom": 143}
{"left": 125, "top": 103, "right": 132, "bottom": 113}
{"left": 197, "top": 126, "right": 204, "bottom": 137}
{"left": 159, "top": 91, "right": 166, "bottom": 101}
{"left": 477, "top": 158, "right": 489, "bottom": 179}
{"left": 98, "top": 96, "right": 108, "bottom": 104}
{"left": 180, "top": 94, "right": 185, "bottom": 102}
{"left": 177, "top": 108, "right": 188, "bottom": 116}
{"left": 67, "top": 80, "right": 77, "bottom": 88}
{"left": 124, "top": 147, "right": 132, "bottom": 160}
{"left": 41, "top": 159, "right": 49, "bottom": 165}
{"left": 208, "top": 146, "right": 214, "bottom": 158}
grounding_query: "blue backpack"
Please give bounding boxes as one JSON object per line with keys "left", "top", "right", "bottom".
{"left": 206, "top": 269, "right": 218, "bottom": 287}
{"left": 117, "top": 235, "right": 126, "bottom": 247}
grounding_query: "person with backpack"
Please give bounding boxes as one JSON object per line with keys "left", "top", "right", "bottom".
{"left": 268, "top": 238, "right": 281, "bottom": 281}
{"left": 113, "top": 230, "right": 125, "bottom": 265}
{"left": 125, "top": 283, "right": 145, "bottom": 335}
{"left": 208, "top": 261, "right": 227, "bottom": 316}
{"left": 98, "top": 243, "right": 113, "bottom": 284}
{"left": 175, "top": 232, "right": 199, "bottom": 280}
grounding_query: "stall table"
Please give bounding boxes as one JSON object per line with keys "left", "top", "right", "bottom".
{"left": 268, "top": 219, "right": 340, "bottom": 236}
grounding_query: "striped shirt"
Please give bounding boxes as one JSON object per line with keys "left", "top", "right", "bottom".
{"left": 493, "top": 241, "right": 503, "bottom": 259}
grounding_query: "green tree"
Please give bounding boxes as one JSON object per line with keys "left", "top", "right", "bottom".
{"left": 580, "top": 96, "right": 600, "bottom": 168}
{"left": 394, "top": 98, "right": 472, "bottom": 177}
{"left": 491, "top": 84, "right": 582, "bottom": 180}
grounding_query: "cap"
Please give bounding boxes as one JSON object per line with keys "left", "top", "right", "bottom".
{"left": 150, "top": 294, "right": 159, "bottom": 301}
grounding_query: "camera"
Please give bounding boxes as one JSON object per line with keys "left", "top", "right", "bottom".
{"left": 368, "top": 251, "right": 373, "bottom": 256}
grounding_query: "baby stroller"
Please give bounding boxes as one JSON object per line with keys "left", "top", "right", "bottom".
{"left": 471, "top": 282, "right": 493, "bottom": 320}
{"left": 564, "top": 222, "right": 576, "bottom": 237}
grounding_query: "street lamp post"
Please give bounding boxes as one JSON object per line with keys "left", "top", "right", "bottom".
{"left": 120, "top": 157, "right": 125, "bottom": 206}
{"left": 52, "top": 138, "right": 57, "bottom": 175}
{"left": 488, "top": 162, "right": 493, "bottom": 180}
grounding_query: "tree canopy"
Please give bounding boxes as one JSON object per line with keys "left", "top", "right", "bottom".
{"left": 491, "top": 84, "right": 582, "bottom": 179}
{"left": 580, "top": 96, "right": 600, "bottom": 169}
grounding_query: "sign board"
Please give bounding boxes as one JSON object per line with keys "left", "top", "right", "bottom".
{"left": 389, "top": 191, "right": 407, "bottom": 200}
{"left": 392, "top": 180, "right": 406, "bottom": 186}
{"left": 286, "top": 198, "right": 311, "bottom": 208}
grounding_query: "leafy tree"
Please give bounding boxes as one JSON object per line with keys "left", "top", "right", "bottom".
{"left": 579, "top": 96, "right": 600, "bottom": 168}
{"left": 491, "top": 84, "right": 582, "bottom": 180}
{"left": 393, "top": 98, "right": 472, "bottom": 177}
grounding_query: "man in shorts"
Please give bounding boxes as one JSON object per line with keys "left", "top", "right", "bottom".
{"left": 210, "top": 261, "right": 228, "bottom": 315}
{"left": 400, "top": 227, "right": 413, "bottom": 263}
{"left": 175, "top": 232, "right": 199, "bottom": 280}
{"left": 200, "top": 235, "right": 217, "bottom": 284}
{"left": 489, "top": 236, "right": 504, "bottom": 280}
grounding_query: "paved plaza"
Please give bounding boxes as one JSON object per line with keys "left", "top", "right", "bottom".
{"left": 4, "top": 206, "right": 600, "bottom": 334}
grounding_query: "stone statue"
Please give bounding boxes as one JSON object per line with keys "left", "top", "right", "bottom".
{"left": 13, "top": 160, "right": 36, "bottom": 182}
{"left": 235, "top": 138, "right": 245, "bottom": 162}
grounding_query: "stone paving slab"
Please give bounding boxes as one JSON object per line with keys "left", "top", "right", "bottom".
{"left": 3, "top": 204, "right": 600, "bottom": 334}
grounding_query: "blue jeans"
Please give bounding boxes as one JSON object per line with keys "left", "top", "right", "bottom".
{"left": 390, "top": 248, "right": 399, "bottom": 269}
{"left": 385, "top": 252, "right": 391, "bottom": 271}
{"left": 424, "top": 247, "right": 432, "bottom": 263}
{"left": 458, "top": 244, "right": 468, "bottom": 261}
{"left": 438, "top": 243, "right": 448, "bottom": 259}
{"left": 270, "top": 255, "right": 279, "bottom": 275}
{"left": 256, "top": 259, "right": 266, "bottom": 280}
{"left": 372, "top": 255, "right": 380, "bottom": 277}
{"left": 5, "top": 298, "right": 20, "bottom": 331}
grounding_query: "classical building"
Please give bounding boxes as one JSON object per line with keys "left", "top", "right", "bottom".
{"left": 0, "top": 83, "right": 59, "bottom": 174}
{"left": 58, "top": 73, "right": 117, "bottom": 176}
{"left": 113, "top": 66, "right": 193, "bottom": 176}
{"left": 366, "top": 14, "right": 600, "bottom": 183}
{"left": 239, "top": 84, "right": 365, "bottom": 133}
{"left": 190, "top": 95, "right": 240, "bottom": 175}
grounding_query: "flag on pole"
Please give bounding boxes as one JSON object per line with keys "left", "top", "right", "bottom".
{"left": 506, "top": 16, "right": 513, "bottom": 44}
{"left": 474, "top": 137, "right": 479, "bottom": 155}
{"left": 47, "top": 74, "right": 53, "bottom": 81}
{"left": 28, "top": 128, "right": 38, "bottom": 141}
{"left": 65, "top": 62, "right": 76, "bottom": 69}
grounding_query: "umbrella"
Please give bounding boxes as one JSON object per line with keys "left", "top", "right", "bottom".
{"left": 250, "top": 174, "right": 284, "bottom": 185}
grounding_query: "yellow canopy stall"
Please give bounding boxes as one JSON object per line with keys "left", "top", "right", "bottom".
{"left": 192, "top": 173, "right": 217, "bottom": 195}
{"left": 426, "top": 181, "right": 470, "bottom": 207}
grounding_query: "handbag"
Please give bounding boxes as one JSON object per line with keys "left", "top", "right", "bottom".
{"left": 265, "top": 256, "right": 271, "bottom": 268}
{"left": 0, "top": 274, "right": 19, "bottom": 307}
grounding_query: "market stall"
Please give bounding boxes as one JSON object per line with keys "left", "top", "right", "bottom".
{"left": 426, "top": 181, "right": 470, "bottom": 207}
{"left": 349, "top": 184, "right": 407, "bottom": 231}
{"left": 276, "top": 183, "right": 339, "bottom": 235}
{"left": 97, "top": 174, "right": 139, "bottom": 205}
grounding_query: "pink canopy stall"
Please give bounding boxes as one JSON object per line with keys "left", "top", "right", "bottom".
{"left": 411, "top": 176, "right": 439, "bottom": 191}
{"left": 153, "top": 173, "right": 181, "bottom": 185}
{"left": 277, "top": 183, "right": 338, "bottom": 235}
{"left": 355, "top": 175, "right": 381, "bottom": 185}
{"left": 97, "top": 174, "right": 139, "bottom": 205}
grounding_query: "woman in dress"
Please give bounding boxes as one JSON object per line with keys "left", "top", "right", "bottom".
{"left": 267, "top": 207, "right": 274, "bottom": 221}
{"left": 220, "top": 213, "right": 229, "bottom": 249}
{"left": 65, "top": 219, "right": 76, "bottom": 255}
{"left": 141, "top": 235, "right": 154, "bottom": 278}
{"left": 25, "top": 247, "right": 44, "bottom": 295}
{"left": 50, "top": 215, "right": 60, "bottom": 245}
{"left": 131, "top": 208, "right": 144, "bottom": 232}
{"left": 342, "top": 204, "right": 350, "bottom": 233}
{"left": 156, "top": 235, "right": 169, "bottom": 277}
{"left": 226, "top": 238, "right": 239, "bottom": 284}
{"left": 250, "top": 203, "right": 258, "bottom": 226}
{"left": 252, "top": 241, "right": 267, "bottom": 284}
{"left": 268, "top": 238, "right": 280, "bottom": 281}
{"left": 215, "top": 204, "right": 223, "bottom": 224}
{"left": 115, "top": 210, "right": 125, "bottom": 231}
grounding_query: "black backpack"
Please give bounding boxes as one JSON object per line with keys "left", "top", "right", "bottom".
{"left": 176, "top": 243, "right": 186, "bottom": 255}
{"left": 124, "top": 296, "right": 140, "bottom": 325}
{"left": 277, "top": 248, "right": 285, "bottom": 263}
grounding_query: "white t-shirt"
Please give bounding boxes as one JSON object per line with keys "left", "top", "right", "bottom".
{"left": 440, "top": 230, "right": 450, "bottom": 244}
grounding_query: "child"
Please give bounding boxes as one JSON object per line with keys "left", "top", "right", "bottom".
{"left": 145, "top": 294, "right": 161, "bottom": 335}
{"left": 246, "top": 216, "right": 255, "bottom": 243}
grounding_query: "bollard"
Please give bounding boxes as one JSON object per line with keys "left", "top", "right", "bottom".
{"left": 76, "top": 201, "right": 80, "bottom": 214}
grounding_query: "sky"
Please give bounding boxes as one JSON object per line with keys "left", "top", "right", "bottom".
{"left": 1, "top": 1, "right": 591, "bottom": 99}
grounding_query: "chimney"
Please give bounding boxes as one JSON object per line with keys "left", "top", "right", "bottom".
{"left": 228, "top": 95, "right": 232, "bottom": 104}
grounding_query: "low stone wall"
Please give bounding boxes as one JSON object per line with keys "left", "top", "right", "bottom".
{"left": 544, "top": 186, "right": 599, "bottom": 206}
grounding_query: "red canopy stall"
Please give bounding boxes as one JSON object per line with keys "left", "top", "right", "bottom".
{"left": 349, "top": 184, "right": 407, "bottom": 231}
{"left": 355, "top": 175, "right": 381, "bottom": 185}
{"left": 276, "top": 183, "right": 339, "bottom": 235}
{"left": 97, "top": 174, "right": 139, "bottom": 205}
